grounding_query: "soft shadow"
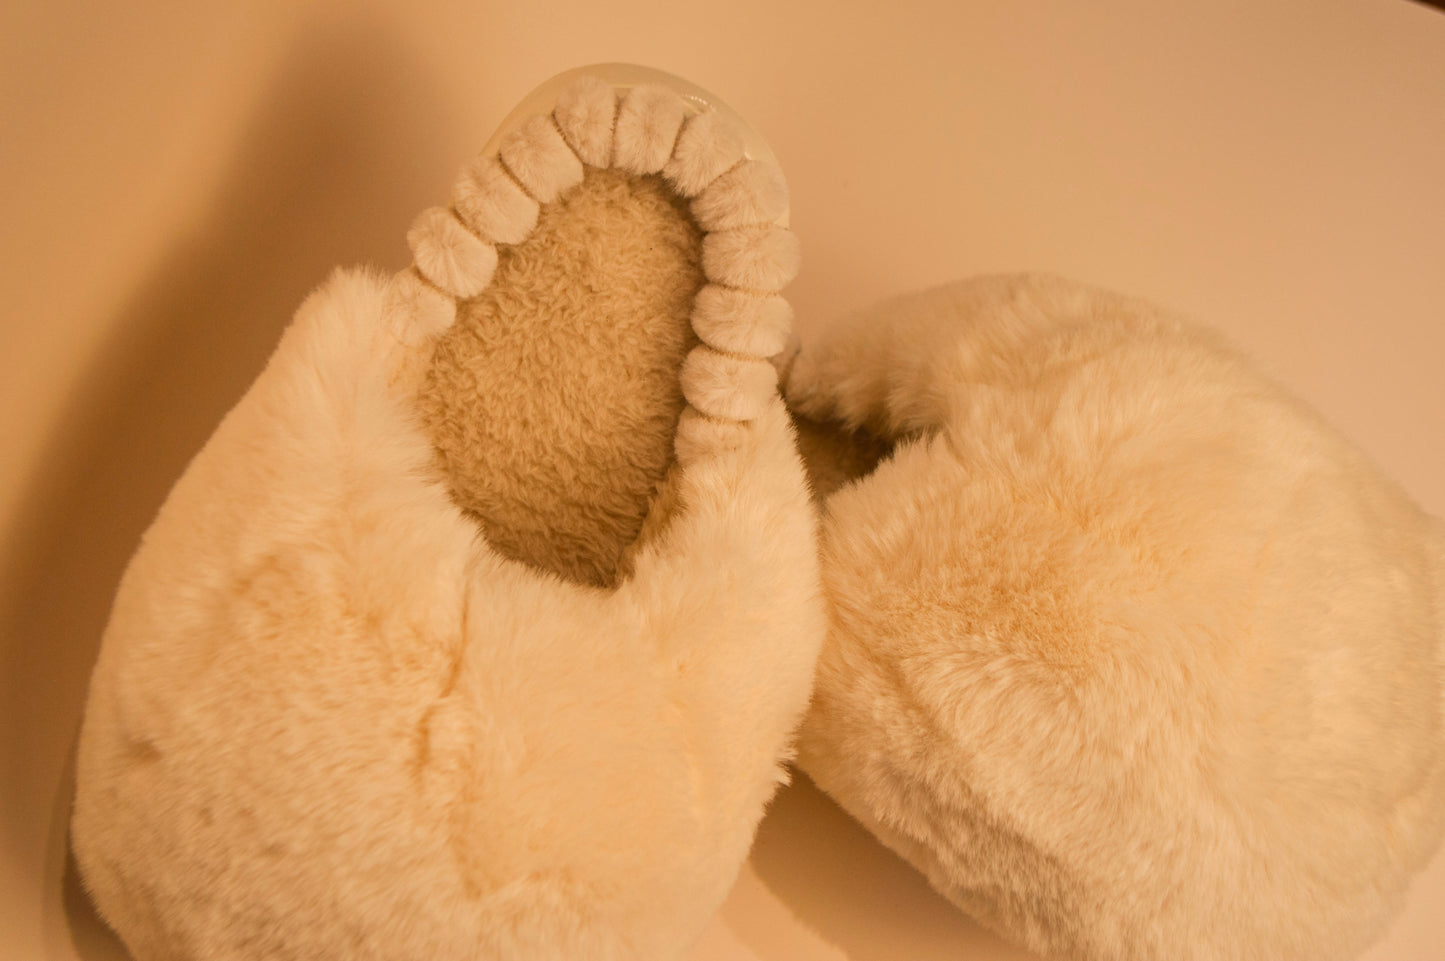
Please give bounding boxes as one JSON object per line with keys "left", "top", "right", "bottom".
{"left": 728, "top": 769, "right": 1044, "bottom": 961}
{"left": 0, "top": 14, "right": 464, "bottom": 958}
{"left": 52, "top": 744, "right": 120, "bottom": 960}
{"left": 789, "top": 413, "right": 894, "bottom": 505}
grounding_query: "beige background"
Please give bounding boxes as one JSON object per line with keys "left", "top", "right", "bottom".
{"left": 3, "top": 1, "right": 1442, "bottom": 958}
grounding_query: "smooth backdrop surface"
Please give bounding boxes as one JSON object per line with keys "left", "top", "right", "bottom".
{"left": 3, "top": 1, "right": 1442, "bottom": 958}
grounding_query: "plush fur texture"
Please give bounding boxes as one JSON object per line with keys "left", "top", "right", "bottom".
{"left": 72, "top": 265, "right": 823, "bottom": 961}
{"left": 786, "top": 273, "right": 1445, "bottom": 961}
{"left": 554, "top": 74, "right": 617, "bottom": 169}
{"left": 675, "top": 405, "right": 755, "bottom": 466}
{"left": 663, "top": 109, "right": 745, "bottom": 199}
{"left": 612, "top": 84, "right": 687, "bottom": 176}
{"left": 681, "top": 347, "right": 779, "bottom": 422}
{"left": 407, "top": 206, "right": 498, "bottom": 299}
{"left": 452, "top": 155, "right": 539, "bottom": 246}
{"left": 702, "top": 224, "right": 801, "bottom": 291}
{"left": 382, "top": 266, "right": 456, "bottom": 345}
{"left": 691, "top": 159, "right": 789, "bottom": 231}
{"left": 693, "top": 285, "right": 794, "bottom": 358}
{"left": 73, "top": 72, "right": 820, "bottom": 961}
{"left": 499, "top": 114, "right": 585, "bottom": 204}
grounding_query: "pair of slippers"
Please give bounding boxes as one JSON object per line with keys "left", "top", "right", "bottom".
{"left": 73, "top": 65, "right": 1445, "bottom": 961}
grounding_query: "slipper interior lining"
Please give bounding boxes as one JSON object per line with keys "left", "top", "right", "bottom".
{"left": 419, "top": 167, "right": 703, "bottom": 588}
{"left": 406, "top": 74, "right": 797, "bottom": 589}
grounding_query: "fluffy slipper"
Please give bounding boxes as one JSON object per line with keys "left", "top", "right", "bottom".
{"left": 783, "top": 274, "right": 1445, "bottom": 961}
{"left": 72, "top": 65, "right": 822, "bottom": 961}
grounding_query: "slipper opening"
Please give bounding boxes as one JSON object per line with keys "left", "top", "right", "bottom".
{"left": 403, "top": 69, "right": 798, "bottom": 588}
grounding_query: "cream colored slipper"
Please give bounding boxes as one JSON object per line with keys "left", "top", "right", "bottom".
{"left": 784, "top": 274, "right": 1445, "bottom": 961}
{"left": 72, "top": 65, "right": 822, "bottom": 960}
{"left": 408, "top": 64, "right": 797, "bottom": 588}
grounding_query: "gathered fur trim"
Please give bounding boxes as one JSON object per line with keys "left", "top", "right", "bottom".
{"left": 680, "top": 346, "right": 778, "bottom": 422}
{"left": 692, "top": 285, "right": 792, "bottom": 358}
{"left": 664, "top": 110, "right": 745, "bottom": 198}
{"left": 406, "top": 207, "right": 498, "bottom": 298}
{"left": 413, "top": 73, "right": 798, "bottom": 425}
{"left": 702, "top": 224, "right": 801, "bottom": 292}
{"left": 673, "top": 405, "right": 752, "bottom": 466}
{"left": 691, "top": 159, "right": 789, "bottom": 231}
{"left": 381, "top": 266, "right": 455, "bottom": 344}
{"left": 499, "top": 115, "right": 585, "bottom": 204}
{"left": 553, "top": 74, "right": 616, "bottom": 168}
{"left": 452, "top": 155, "right": 539, "bottom": 245}
{"left": 612, "top": 84, "right": 688, "bottom": 175}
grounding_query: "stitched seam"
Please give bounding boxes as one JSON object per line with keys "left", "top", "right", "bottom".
{"left": 444, "top": 204, "right": 501, "bottom": 251}
{"left": 704, "top": 281, "right": 790, "bottom": 298}
{"left": 497, "top": 142, "right": 543, "bottom": 204}
{"left": 681, "top": 404, "right": 771, "bottom": 427}
{"left": 406, "top": 264, "right": 453, "bottom": 300}
{"left": 548, "top": 113, "right": 586, "bottom": 173}
{"left": 493, "top": 155, "right": 537, "bottom": 205}
{"left": 691, "top": 341, "right": 784, "bottom": 365}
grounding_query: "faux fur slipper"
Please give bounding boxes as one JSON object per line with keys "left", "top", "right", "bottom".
{"left": 72, "top": 65, "right": 822, "bottom": 961}
{"left": 783, "top": 274, "right": 1445, "bottom": 961}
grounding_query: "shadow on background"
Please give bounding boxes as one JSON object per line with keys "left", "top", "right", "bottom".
{"left": 0, "top": 12, "right": 466, "bottom": 958}
{"left": 731, "top": 769, "right": 1042, "bottom": 961}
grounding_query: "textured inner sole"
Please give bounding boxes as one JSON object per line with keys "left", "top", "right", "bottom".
{"left": 420, "top": 167, "right": 703, "bottom": 588}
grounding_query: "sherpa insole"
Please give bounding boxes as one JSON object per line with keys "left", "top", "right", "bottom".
{"left": 419, "top": 168, "right": 702, "bottom": 588}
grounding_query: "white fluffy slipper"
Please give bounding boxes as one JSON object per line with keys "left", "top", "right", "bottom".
{"left": 783, "top": 274, "right": 1445, "bottom": 961}
{"left": 72, "top": 65, "right": 823, "bottom": 961}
